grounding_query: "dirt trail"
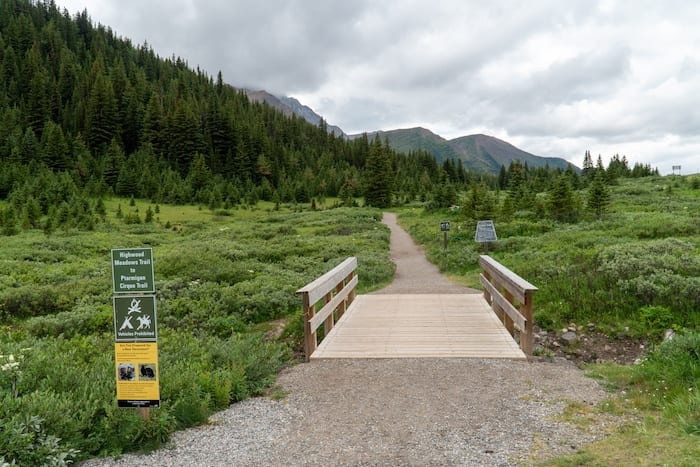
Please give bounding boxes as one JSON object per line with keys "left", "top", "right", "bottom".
{"left": 372, "top": 212, "right": 479, "bottom": 294}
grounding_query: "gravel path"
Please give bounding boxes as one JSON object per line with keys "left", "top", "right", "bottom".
{"left": 373, "top": 212, "right": 477, "bottom": 294}
{"left": 82, "top": 212, "right": 614, "bottom": 466}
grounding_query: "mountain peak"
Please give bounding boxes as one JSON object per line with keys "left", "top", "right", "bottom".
{"left": 243, "top": 91, "right": 575, "bottom": 174}
{"left": 243, "top": 89, "right": 345, "bottom": 137}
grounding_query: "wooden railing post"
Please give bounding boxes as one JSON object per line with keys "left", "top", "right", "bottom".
{"left": 503, "top": 289, "right": 515, "bottom": 337}
{"left": 336, "top": 282, "right": 346, "bottom": 320}
{"left": 348, "top": 271, "right": 356, "bottom": 304}
{"left": 482, "top": 270, "right": 492, "bottom": 305}
{"left": 301, "top": 295, "right": 316, "bottom": 362}
{"left": 520, "top": 291, "right": 534, "bottom": 355}
{"left": 324, "top": 291, "right": 334, "bottom": 335}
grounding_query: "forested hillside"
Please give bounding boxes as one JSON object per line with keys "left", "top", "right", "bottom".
{"left": 0, "top": 0, "right": 474, "bottom": 227}
{"left": 0, "top": 0, "right": 662, "bottom": 236}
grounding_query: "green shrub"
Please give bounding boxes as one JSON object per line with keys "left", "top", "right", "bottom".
{"left": 0, "top": 415, "right": 79, "bottom": 466}
{"left": 634, "top": 332, "right": 700, "bottom": 402}
{"left": 639, "top": 306, "right": 676, "bottom": 338}
{"left": 25, "top": 306, "right": 112, "bottom": 338}
{"left": 0, "top": 285, "right": 62, "bottom": 319}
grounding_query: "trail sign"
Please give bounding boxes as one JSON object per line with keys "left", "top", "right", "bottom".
{"left": 440, "top": 221, "right": 451, "bottom": 232}
{"left": 114, "top": 295, "right": 157, "bottom": 341}
{"left": 475, "top": 220, "right": 497, "bottom": 243}
{"left": 112, "top": 248, "right": 155, "bottom": 293}
{"left": 115, "top": 342, "right": 160, "bottom": 408}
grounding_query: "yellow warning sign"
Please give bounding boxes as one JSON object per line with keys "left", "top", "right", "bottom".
{"left": 115, "top": 342, "right": 160, "bottom": 408}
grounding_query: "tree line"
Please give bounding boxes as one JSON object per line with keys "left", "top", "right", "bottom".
{"left": 0, "top": 0, "right": 659, "bottom": 235}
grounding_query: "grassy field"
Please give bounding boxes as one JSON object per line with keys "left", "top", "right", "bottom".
{"left": 0, "top": 201, "right": 393, "bottom": 463}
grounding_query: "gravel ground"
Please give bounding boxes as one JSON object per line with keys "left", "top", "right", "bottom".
{"left": 81, "top": 213, "right": 616, "bottom": 466}
{"left": 82, "top": 358, "right": 613, "bottom": 466}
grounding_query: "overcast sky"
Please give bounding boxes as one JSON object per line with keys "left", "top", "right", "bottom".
{"left": 57, "top": 0, "right": 700, "bottom": 174}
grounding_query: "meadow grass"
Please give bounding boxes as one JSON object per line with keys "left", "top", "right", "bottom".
{"left": 0, "top": 201, "right": 393, "bottom": 462}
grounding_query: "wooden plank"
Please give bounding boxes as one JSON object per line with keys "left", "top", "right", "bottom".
{"left": 308, "top": 275, "right": 359, "bottom": 331}
{"left": 296, "top": 257, "right": 357, "bottom": 305}
{"left": 480, "top": 274, "right": 527, "bottom": 331}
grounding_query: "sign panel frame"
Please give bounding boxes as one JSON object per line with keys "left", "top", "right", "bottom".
{"left": 113, "top": 295, "right": 158, "bottom": 342}
{"left": 475, "top": 220, "right": 498, "bottom": 243}
{"left": 115, "top": 342, "right": 160, "bottom": 408}
{"left": 111, "top": 248, "right": 155, "bottom": 294}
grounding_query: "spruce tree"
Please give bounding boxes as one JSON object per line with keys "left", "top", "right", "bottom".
{"left": 547, "top": 175, "right": 577, "bottom": 222}
{"left": 587, "top": 173, "right": 610, "bottom": 219}
{"left": 363, "top": 137, "right": 393, "bottom": 208}
{"left": 582, "top": 150, "right": 594, "bottom": 178}
{"left": 86, "top": 72, "right": 118, "bottom": 152}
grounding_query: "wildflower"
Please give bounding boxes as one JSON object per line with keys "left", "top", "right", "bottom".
{"left": 1, "top": 354, "right": 19, "bottom": 372}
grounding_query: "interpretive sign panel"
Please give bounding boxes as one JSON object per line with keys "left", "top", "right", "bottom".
{"left": 115, "top": 342, "right": 160, "bottom": 408}
{"left": 114, "top": 295, "right": 157, "bottom": 342}
{"left": 111, "top": 248, "right": 155, "bottom": 293}
{"left": 440, "top": 221, "right": 451, "bottom": 232}
{"left": 475, "top": 220, "right": 498, "bottom": 243}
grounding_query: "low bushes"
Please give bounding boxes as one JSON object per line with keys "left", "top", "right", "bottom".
{"left": 0, "top": 204, "right": 394, "bottom": 463}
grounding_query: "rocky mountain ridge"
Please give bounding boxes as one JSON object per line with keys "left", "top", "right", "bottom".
{"left": 244, "top": 90, "right": 576, "bottom": 174}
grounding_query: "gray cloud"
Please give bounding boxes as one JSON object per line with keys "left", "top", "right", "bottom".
{"left": 59, "top": 0, "right": 700, "bottom": 174}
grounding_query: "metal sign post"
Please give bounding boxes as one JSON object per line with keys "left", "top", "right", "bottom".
{"left": 111, "top": 248, "right": 160, "bottom": 417}
{"left": 440, "top": 221, "right": 451, "bottom": 251}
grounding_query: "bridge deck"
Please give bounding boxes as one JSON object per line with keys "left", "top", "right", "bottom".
{"left": 311, "top": 294, "right": 526, "bottom": 360}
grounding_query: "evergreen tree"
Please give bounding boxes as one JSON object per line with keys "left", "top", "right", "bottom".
{"left": 363, "top": 137, "right": 393, "bottom": 208}
{"left": 498, "top": 164, "right": 508, "bottom": 190}
{"left": 587, "top": 173, "right": 610, "bottom": 219}
{"left": 187, "top": 152, "right": 211, "bottom": 193}
{"left": 86, "top": 63, "right": 118, "bottom": 152}
{"left": 499, "top": 193, "right": 515, "bottom": 221}
{"left": 141, "top": 92, "right": 164, "bottom": 154}
{"left": 25, "top": 67, "right": 49, "bottom": 136}
{"left": 1, "top": 205, "right": 19, "bottom": 235}
{"left": 101, "top": 139, "right": 125, "bottom": 189}
{"left": 582, "top": 150, "right": 594, "bottom": 178}
{"left": 547, "top": 175, "right": 577, "bottom": 222}
{"left": 40, "top": 120, "right": 69, "bottom": 170}
{"left": 168, "top": 99, "right": 204, "bottom": 177}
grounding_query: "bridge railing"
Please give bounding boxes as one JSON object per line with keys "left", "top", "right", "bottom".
{"left": 478, "top": 255, "right": 538, "bottom": 355}
{"left": 296, "top": 257, "right": 358, "bottom": 361}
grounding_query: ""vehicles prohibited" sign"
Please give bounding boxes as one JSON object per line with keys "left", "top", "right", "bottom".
{"left": 113, "top": 295, "right": 157, "bottom": 342}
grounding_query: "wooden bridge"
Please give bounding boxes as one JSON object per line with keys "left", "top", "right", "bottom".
{"left": 297, "top": 256, "right": 537, "bottom": 361}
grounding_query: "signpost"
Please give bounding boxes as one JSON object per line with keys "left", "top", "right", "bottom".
{"left": 440, "top": 221, "right": 451, "bottom": 251}
{"left": 475, "top": 220, "right": 497, "bottom": 252}
{"left": 111, "top": 248, "right": 160, "bottom": 414}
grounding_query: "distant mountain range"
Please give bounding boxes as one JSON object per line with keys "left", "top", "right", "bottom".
{"left": 244, "top": 90, "right": 345, "bottom": 137}
{"left": 243, "top": 90, "right": 575, "bottom": 174}
{"left": 355, "top": 128, "right": 575, "bottom": 173}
